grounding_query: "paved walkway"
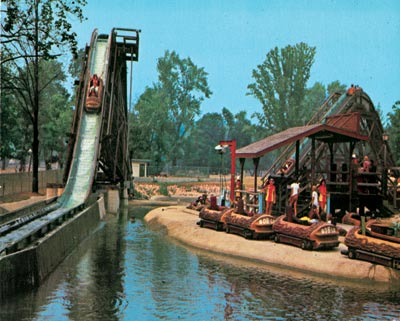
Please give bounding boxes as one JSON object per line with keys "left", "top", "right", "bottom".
{"left": 144, "top": 205, "right": 400, "bottom": 285}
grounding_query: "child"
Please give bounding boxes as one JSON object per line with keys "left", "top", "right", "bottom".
{"left": 309, "top": 185, "right": 321, "bottom": 222}
{"left": 289, "top": 181, "right": 300, "bottom": 216}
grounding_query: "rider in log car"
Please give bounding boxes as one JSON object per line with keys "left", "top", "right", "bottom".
{"left": 89, "top": 74, "right": 100, "bottom": 97}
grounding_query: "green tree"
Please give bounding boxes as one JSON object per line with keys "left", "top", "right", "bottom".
{"left": 1, "top": 0, "right": 86, "bottom": 192}
{"left": 248, "top": 42, "right": 316, "bottom": 134}
{"left": 157, "top": 50, "right": 212, "bottom": 166}
{"left": 68, "top": 47, "right": 86, "bottom": 104}
{"left": 39, "top": 60, "right": 73, "bottom": 169}
{"left": 301, "top": 82, "right": 326, "bottom": 123}
{"left": 301, "top": 80, "right": 348, "bottom": 124}
{"left": 374, "top": 103, "right": 386, "bottom": 127}
{"left": 129, "top": 86, "right": 170, "bottom": 174}
{"left": 327, "top": 80, "right": 346, "bottom": 95}
{"left": 183, "top": 112, "right": 227, "bottom": 171}
{"left": 222, "top": 108, "right": 258, "bottom": 150}
{"left": 387, "top": 101, "right": 400, "bottom": 165}
{"left": 0, "top": 55, "right": 25, "bottom": 169}
{"left": 182, "top": 108, "right": 259, "bottom": 173}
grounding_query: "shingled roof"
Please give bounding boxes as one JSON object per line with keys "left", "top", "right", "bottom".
{"left": 236, "top": 123, "right": 369, "bottom": 159}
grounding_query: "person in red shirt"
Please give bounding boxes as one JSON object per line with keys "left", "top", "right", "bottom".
{"left": 264, "top": 178, "right": 276, "bottom": 215}
{"left": 209, "top": 194, "right": 219, "bottom": 211}
{"left": 347, "top": 84, "right": 355, "bottom": 95}
{"left": 318, "top": 179, "right": 327, "bottom": 214}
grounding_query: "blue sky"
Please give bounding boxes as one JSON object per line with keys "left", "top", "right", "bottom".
{"left": 73, "top": 0, "right": 400, "bottom": 123}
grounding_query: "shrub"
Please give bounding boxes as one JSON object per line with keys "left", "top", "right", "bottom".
{"left": 159, "top": 183, "right": 169, "bottom": 196}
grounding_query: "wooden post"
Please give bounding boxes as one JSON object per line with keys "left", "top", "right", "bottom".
{"left": 311, "top": 137, "right": 316, "bottom": 184}
{"left": 219, "top": 140, "right": 236, "bottom": 203}
{"left": 253, "top": 157, "right": 260, "bottom": 193}
{"left": 295, "top": 140, "right": 300, "bottom": 178}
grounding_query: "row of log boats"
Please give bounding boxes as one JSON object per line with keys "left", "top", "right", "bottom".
{"left": 196, "top": 205, "right": 400, "bottom": 270}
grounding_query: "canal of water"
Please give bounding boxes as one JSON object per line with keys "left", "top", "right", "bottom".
{"left": 0, "top": 203, "right": 399, "bottom": 321}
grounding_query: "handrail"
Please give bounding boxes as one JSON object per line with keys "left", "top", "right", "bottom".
{"left": 387, "top": 168, "right": 400, "bottom": 209}
{"left": 262, "top": 92, "right": 344, "bottom": 182}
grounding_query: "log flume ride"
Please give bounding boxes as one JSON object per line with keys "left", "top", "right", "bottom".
{"left": 0, "top": 28, "right": 140, "bottom": 297}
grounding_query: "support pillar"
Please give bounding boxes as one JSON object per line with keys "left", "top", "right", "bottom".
{"left": 295, "top": 140, "right": 300, "bottom": 178}
{"left": 253, "top": 157, "right": 260, "bottom": 193}
{"left": 311, "top": 137, "right": 316, "bottom": 185}
{"left": 107, "top": 188, "right": 120, "bottom": 214}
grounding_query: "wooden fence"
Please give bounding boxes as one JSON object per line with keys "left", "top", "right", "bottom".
{"left": 0, "top": 170, "right": 63, "bottom": 197}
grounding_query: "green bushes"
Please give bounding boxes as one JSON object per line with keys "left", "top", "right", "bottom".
{"left": 158, "top": 183, "right": 169, "bottom": 196}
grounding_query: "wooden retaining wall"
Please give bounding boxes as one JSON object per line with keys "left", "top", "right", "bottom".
{"left": 0, "top": 170, "right": 63, "bottom": 197}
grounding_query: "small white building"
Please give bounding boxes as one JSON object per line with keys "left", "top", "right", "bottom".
{"left": 131, "top": 159, "right": 151, "bottom": 178}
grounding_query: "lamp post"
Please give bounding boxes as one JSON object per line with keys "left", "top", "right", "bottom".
{"left": 28, "top": 149, "right": 32, "bottom": 172}
{"left": 214, "top": 144, "right": 226, "bottom": 203}
{"left": 217, "top": 140, "right": 236, "bottom": 204}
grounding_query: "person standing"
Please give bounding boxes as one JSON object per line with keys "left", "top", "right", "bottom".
{"left": 289, "top": 181, "right": 300, "bottom": 216}
{"left": 351, "top": 154, "right": 359, "bottom": 193}
{"left": 362, "top": 155, "right": 371, "bottom": 173}
{"left": 264, "top": 178, "right": 276, "bottom": 215}
{"left": 309, "top": 185, "right": 321, "bottom": 221}
{"left": 235, "top": 176, "right": 241, "bottom": 201}
{"left": 347, "top": 84, "right": 355, "bottom": 95}
{"left": 318, "top": 179, "right": 327, "bottom": 214}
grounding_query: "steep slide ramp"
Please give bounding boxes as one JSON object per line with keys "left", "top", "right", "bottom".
{"left": 58, "top": 37, "right": 108, "bottom": 208}
{"left": 0, "top": 36, "right": 109, "bottom": 254}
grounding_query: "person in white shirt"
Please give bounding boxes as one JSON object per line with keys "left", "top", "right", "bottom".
{"left": 309, "top": 185, "right": 321, "bottom": 221}
{"left": 289, "top": 181, "right": 300, "bottom": 216}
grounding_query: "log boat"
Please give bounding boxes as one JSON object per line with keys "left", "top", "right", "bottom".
{"left": 342, "top": 219, "right": 400, "bottom": 269}
{"left": 341, "top": 212, "right": 361, "bottom": 226}
{"left": 85, "top": 76, "right": 103, "bottom": 113}
{"left": 272, "top": 215, "right": 340, "bottom": 250}
{"left": 198, "top": 207, "right": 232, "bottom": 231}
{"left": 224, "top": 212, "right": 275, "bottom": 240}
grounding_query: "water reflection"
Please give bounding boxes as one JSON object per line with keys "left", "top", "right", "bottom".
{"left": 65, "top": 211, "right": 127, "bottom": 321}
{"left": 0, "top": 204, "right": 399, "bottom": 321}
{"left": 198, "top": 257, "right": 396, "bottom": 320}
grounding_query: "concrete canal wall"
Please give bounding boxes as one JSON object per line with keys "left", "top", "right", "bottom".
{"left": 0, "top": 196, "right": 105, "bottom": 299}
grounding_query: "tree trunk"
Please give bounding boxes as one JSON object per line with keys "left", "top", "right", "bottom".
{"left": 32, "top": 1, "right": 39, "bottom": 193}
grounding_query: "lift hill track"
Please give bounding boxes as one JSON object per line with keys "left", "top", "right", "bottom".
{"left": 236, "top": 89, "right": 398, "bottom": 218}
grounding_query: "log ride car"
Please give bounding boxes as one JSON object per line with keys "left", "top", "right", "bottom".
{"left": 198, "top": 207, "right": 233, "bottom": 231}
{"left": 341, "top": 219, "right": 400, "bottom": 270}
{"left": 272, "top": 215, "right": 340, "bottom": 250}
{"left": 85, "top": 74, "right": 103, "bottom": 112}
{"left": 224, "top": 212, "right": 276, "bottom": 240}
{"left": 341, "top": 212, "right": 361, "bottom": 226}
